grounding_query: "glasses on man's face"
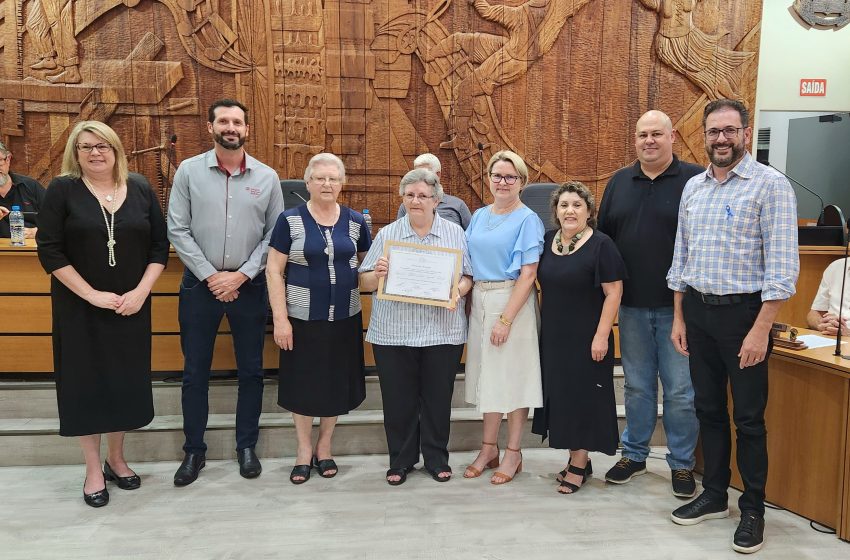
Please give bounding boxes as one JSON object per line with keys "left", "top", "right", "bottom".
{"left": 705, "top": 127, "right": 743, "bottom": 141}
{"left": 490, "top": 173, "right": 520, "bottom": 185}
{"left": 311, "top": 176, "right": 341, "bottom": 185}
{"left": 403, "top": 193, "right": 434, "bottom": 202}
{"left": 77, "top": 143, "right": 114, "bottom": 153}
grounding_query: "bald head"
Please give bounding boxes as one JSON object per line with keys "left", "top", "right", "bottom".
{"left": 634, "top": 110, "right": 675, "bottom": 176}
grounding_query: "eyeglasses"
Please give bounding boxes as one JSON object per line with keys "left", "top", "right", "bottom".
{"left": 490, "top": 173, "right": 520, "bottom": 185}
{"left": 77, "top": 143, "right": 114, "bottom": 153}
{"left": 310, "top": 176, "right": 341, "bottom": 185}
{"left": 705, "top": 127, "right": 743, "bottom": 140}
{"left": 403, "top": 193, "right": 434, "bottom": 202}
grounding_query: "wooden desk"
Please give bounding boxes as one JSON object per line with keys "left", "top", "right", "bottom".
{"left": 725, "top": 329, "right": 850, "bottom": 541}
{"left": 776, "top": 246, "right": 846, "bottom": 327}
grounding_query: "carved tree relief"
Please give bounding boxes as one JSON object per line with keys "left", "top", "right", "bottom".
{"left": 0, "top": 0, "right": 763, "bottom": 226}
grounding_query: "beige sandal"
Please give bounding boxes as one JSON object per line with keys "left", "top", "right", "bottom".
{"left": 463, "top": 441, "right": 500, "bottom": 478}
{"left": 491, "top": 447, "right": 523, "bottom": 485}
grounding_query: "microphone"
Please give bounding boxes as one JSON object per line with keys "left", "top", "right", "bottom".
{"left": 170, "top": 134, "right": 177, "bottom": 146}
{"left": 290, "top": 190, "right": 308, "bottom": 204}
{"left": 478, "top": 142, "right": 485, "bottom": 203}
{"left": 836, "top": 217, "right": 850, "bottom": 358}
{"left": 765, "top": 161, "right": 824, "bottom": 224}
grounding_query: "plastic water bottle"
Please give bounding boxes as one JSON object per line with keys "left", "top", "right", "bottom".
{"left": 9, "top": 205, "right": 25, "bottom": 246}
{"left": 362, "top": 208, "right": 373, "bottom": 236}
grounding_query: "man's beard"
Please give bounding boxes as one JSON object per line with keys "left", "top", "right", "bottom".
{"left": 214, "top": 132, "right": 245, "bottom": 150}
{"left": 707, "top": 141, "right": 745, "bottom": 168}
{"left": 0, "top": 171, "right": 9, "bottom": 185}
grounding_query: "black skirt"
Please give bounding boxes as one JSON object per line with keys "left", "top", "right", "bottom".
{"left": 277, "top": 313, "right": 366, "bottom": 416}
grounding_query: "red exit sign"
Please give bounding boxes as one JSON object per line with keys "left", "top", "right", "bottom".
{"left": 800, "top": 79, "right": 826, "bottom": 96}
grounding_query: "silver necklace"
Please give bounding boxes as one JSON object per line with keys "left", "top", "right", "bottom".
{"left": 309, "top": 202, "right": 338, "bottom": 255}
{"left": 82, "top": 177, "right": 119, "bottom": 267}
{"left": 486, "top": 200, "right": 521, "bottom": 230}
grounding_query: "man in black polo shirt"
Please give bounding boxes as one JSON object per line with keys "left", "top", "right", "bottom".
{"left": 597, "top": 110, "right": 704, "bottom": 497}
{"left": 0, "top": 141, "right": 46, "bottom": 238}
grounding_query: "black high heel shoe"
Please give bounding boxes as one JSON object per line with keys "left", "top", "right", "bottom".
{"left": 104, "top": 461, "right": 141, "bottom": 490}
{"left": 558, "top": 461, "right": 591, "bottom": 494}
{"left": 557, "top": 458, "right": 592, "bottom": 482}
{"left": 83, "top": 480, "right": 109, "bottom": 508}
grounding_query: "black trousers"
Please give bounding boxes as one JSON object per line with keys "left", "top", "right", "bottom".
{"left": 683, "top": 289, "right": 770, "bottom": 514}
{"left": 372, "top": 344, "right": 463, "bottom": 471}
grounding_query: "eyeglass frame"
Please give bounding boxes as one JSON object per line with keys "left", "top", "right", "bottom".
{"left": 309, "top": 176, "right": 342, "bottom": 185}
{"left": 489, "top": 173, "right": 521, "bottom": 185}
{"left": 704, "top": 127, "right": 745, "bottom": 140}
{"left": 402, "top": 193, "right": 435, "bottom": 202}
{"left": 76, "top": 143, "right": 114, "bottom": 153}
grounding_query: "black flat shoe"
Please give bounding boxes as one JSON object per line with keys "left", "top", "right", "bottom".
{"left": 312, "top": 456, "right": 338, "bottom": 478}
{"left": 425, "top": 465, "right": 452, "bottom": 482}
{"left": 386, "top": 466, "right": 414, "bottom": 486}
{"left": 290, "top": 464, "right": 312, "bottom": 484}
{"left": 174, "top": 452, "right": 205, "bottom": 487}
{"left": 83, "top": 480, "right": 109, "bottom": 508}
{"left": 104, "top": 461, "right": 141, "bottom": 490}
{"left": 238, "top": 448, "right": 262, "bottom": 479}
{"left": 558, "top": 462, "right": 591, "bottom": 494}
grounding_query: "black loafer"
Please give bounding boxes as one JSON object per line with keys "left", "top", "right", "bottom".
{"left": 289, "top": 464, "right": 312, "bottom": 484}
{"left": 174, "top": 452, "right": 206, "bottom": 487}
{"left": 104, "top": 461, "right": 141, "bottom": 490}
{"left": 83, "top": 480, "right": 109, "bottom": 508}
{"left": 312, "top": 456, "right": 338, "bottom": 478}
{"left": 386, "top": 466, "right": 414, "bottom": 486}
{"left": 238, "top": 448, "right": 262, "bottom": 479}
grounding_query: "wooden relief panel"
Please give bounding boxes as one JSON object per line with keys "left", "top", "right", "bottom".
{"left": 0, "top": 0, "right": 762, "bottom": 227}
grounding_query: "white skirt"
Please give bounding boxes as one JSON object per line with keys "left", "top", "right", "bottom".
{"left": 465, "top": 281, "right": 543, "bottom": 412}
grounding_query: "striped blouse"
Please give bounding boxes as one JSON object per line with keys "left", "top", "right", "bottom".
{"left": 359, "top": 214, "right": 473, "bottom": 347}
{"left": 269, "top": 205, "right": 371, "bottom": 321}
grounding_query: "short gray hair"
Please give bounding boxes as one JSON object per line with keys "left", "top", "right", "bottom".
{"left": 413, "top": 153, "right": 441, "bottom": 174}
{"left": 304, "top": 152, "right": 346, "bottom": 183}
{"left": 398, "top": 168, "right": 444, "bottom": 201}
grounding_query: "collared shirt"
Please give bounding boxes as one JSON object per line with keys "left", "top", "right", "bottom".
{"left": 811, "top": 258, "right": 850, "bottom": 318}
{"left": 167, "top": 149, "right": 285, "bottom": 280}
{"left": 396, "top": 193, "right": 473, "bottom": 229}
{"left": 0, "top": 172, "right": 45, "bottom": 236}
{"left": 667, "top": 152, "right": 799, "bottom": 301}
{"left": 597, "top": 156, "right": 704, "bottom": 307}
{"left": 359, "top": 214, "right": 473, "bottom": 346}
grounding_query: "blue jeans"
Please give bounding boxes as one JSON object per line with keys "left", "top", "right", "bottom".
{"left": 178, "top": 270, "right": 268, "bottom": 454}
{"left": 618, "top": 305, "right": 698, "bottom": 470}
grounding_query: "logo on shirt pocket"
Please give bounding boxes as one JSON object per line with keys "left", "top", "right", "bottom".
{"left": 245, "top": 186, "right": 261, "bottom": 197}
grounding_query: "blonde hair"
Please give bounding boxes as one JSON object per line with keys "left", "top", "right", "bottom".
{"left": 61, "top": 121, "right": 129, "bottom": 186}
{"left": 487, "top": 150, "right": 529, "bottom": 187}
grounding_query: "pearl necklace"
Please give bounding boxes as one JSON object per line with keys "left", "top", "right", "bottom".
{"left": 82, "top": 177, "right": 119, "bottom": 267}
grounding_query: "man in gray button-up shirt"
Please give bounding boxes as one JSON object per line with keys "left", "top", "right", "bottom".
{"left": 167, "top": 99, "right": 284, "bottom": 486}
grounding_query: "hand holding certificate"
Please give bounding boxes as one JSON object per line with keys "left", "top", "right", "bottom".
{"left": 377, "top": 240, "right": 462, "bottom": 308}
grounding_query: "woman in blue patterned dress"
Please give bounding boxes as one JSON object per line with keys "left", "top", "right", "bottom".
{"left": 266, "top": 153, "right": 371, "bottom": 484}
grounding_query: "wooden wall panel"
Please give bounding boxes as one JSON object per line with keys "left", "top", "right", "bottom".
{"left": 0, "top": 0, "right": 762, "bottom": 228}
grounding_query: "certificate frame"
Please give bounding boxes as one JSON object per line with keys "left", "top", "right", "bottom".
{"left": 376, "top": 240, "right": 463, "bottom": 308}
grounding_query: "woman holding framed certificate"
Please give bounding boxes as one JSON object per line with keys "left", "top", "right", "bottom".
{"left": 266, "top": 153, "right": 372, "bottom": 484}
{"left": 464, "top": 150, "right": 545, "bottom": 485}
{"left": 359, "top": 168, "right": 473, "bottom": 485}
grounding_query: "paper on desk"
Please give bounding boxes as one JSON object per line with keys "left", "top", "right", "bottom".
{"left": 796, "top": 334, "right": 847, "bottom": 349}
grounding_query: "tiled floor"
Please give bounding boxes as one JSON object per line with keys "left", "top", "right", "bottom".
{"left": 1, "top": 448, "right": 845, "bottom": 559}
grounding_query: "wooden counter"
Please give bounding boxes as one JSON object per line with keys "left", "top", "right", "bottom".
{"left": 776, "top": 246, "right": 847, "bottom": 327}
{"left": 722, "top": 329, "right": 850, "bottom": 541}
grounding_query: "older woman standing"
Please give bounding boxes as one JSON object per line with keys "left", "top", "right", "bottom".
{"left": 464, "top": 150, "right": 545, "bottom": 485}
{"left": 267, "top": 153, "right": 371, "bottom": 483}
{"left": 36, "top": 121, "right": 169, "bottom": 507}
{"left": 532, "top": 182, "right": 626, "bottom": 494}
{"left": 360, "top": 168, "right": 473, "bottom": 485}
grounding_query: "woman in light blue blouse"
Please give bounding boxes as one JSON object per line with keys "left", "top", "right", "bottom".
{"left": 267, "top": 153, "right": 371, "bottom": 484}
{"left": 360, "top": 168, "right": 473, "bottom": 485}
{"left": 463, "top": 150, "right": 545, "bottom": 485}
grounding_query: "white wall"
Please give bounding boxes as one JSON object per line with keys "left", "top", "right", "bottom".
{"left": 756, "top": 4, "right": 850, "bottom": 112}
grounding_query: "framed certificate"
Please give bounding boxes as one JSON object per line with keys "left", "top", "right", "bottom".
{"left": 376, "top": 240, "right": 463, "bottom": 308}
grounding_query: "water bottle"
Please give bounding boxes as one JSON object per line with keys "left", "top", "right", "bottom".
{"left": 362, "top": 208, "right": 373, "bottom": 236}
{"left": 9, "top": 205, "right": 25, "bottom": 246}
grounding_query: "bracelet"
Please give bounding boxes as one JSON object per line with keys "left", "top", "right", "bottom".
{"left": 498, "top": 314, "right": 512, "bottom": 327}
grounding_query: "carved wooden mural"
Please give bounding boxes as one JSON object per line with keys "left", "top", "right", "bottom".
{"left": 0, "top": 0, "right": 763, "bottom": 227}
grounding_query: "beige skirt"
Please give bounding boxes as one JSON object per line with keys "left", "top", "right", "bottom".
{"left": 464, "top": 281, "right": 543, "bottom": 412}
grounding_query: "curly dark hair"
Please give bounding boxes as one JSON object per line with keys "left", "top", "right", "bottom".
{"left": 550, "top": 181, "right": 597, "bottom": 229}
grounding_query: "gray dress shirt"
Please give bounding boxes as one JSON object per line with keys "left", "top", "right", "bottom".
{"left": 167, "top": 149, "right": 285, "bottom": 280}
